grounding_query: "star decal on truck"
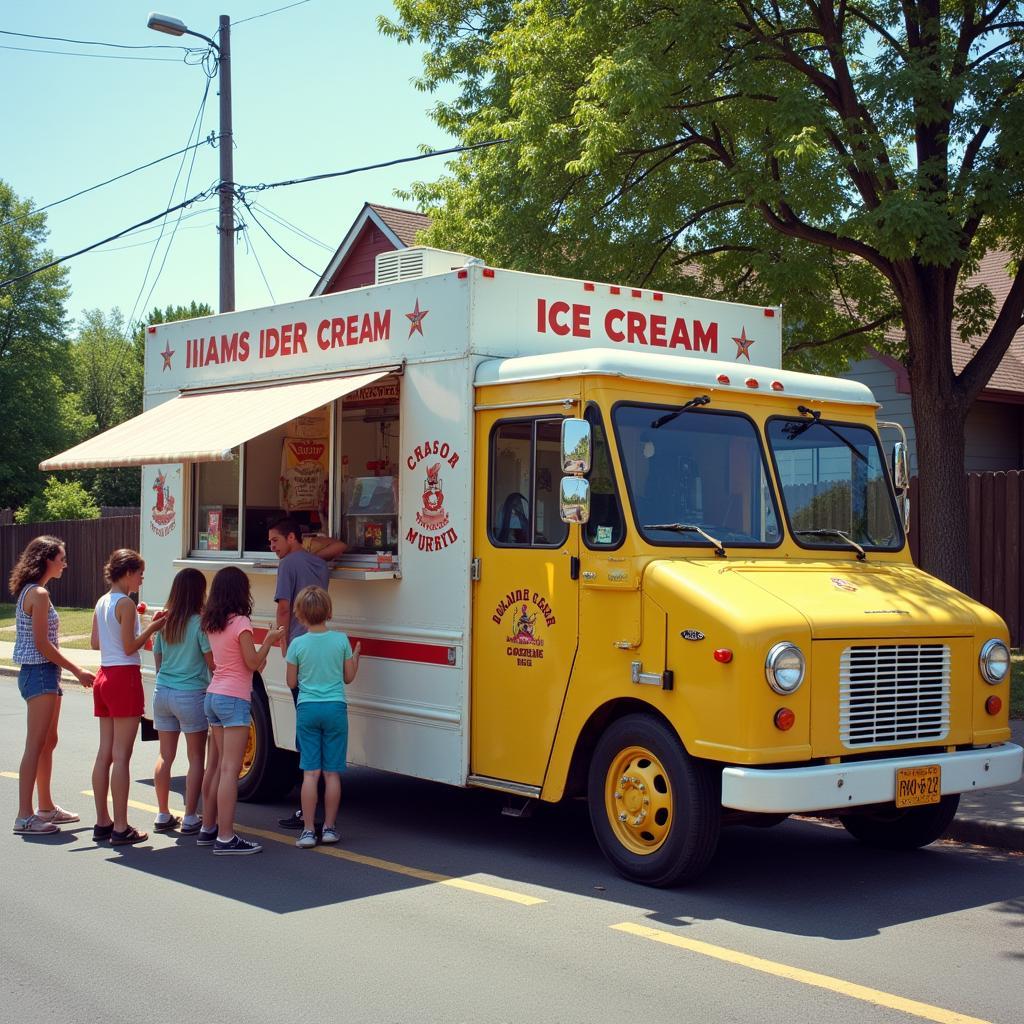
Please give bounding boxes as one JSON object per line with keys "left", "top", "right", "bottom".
{"left": 733, "top": 327, "right": 754, "bottom": 361}
{"left": 406, "top": 299, "right": 429, "bottom": 338}
{"left": 161, "top": 342, "right": 175, "bottom": 370}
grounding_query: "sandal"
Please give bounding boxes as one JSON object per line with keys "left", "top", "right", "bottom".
{"left": 36, "top": 805, "right": 80, "bottom": 824}
{"left": 92, "top": 823, "right": 114, "bottom": 842}
{"left": 109, "top": 826, "right": 148, "bottom": 846}
{"left": 153, "top": 814, "right": 181, "bottom": 833}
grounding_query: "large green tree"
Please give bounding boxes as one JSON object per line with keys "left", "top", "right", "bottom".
{"left": 0, "top": 181, "right": 77, "bottom": 509}
{"left": 384, "top": 0, "right": 1024, "bottom": 591}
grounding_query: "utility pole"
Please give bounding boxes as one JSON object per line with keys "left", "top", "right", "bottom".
{"left": 148, "top": 12, "right": 235, "bottom": 312}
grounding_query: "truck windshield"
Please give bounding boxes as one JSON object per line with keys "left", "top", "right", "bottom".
{"left": 613, "top": 404, "right": 781, "bottom": 547}
{"left": 766, "top": 417, "right": 903, "bottom": 552}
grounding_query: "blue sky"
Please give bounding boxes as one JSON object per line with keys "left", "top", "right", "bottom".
{"left": 2, "top": 1, "right": 455, "bottom": 326}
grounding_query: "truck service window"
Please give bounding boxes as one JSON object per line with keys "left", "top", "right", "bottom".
{"left": 614, "top": 404, "right": 781, "bottom": 547}
{"left": 195, "top": 451, "right": 241, "bottom": 553}
{"left": 766, "top": 417, "right": 903, "bottom": 552}
{"left": 489, "top": 418, "right": 569, "bottom": 548}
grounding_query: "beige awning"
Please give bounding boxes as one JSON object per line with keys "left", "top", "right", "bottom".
{"left": 40, "top": 369, "right": 395, "bottom": 470}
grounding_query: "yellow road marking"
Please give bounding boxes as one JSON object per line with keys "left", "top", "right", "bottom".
{"left": 81, "top": 790, "right": 543, "bottom": 906}
{"left": 611, "top": 923, "right": 992, "bottom": 1024}
{"left": 1, "top": 771, "right": 18, "bottom": 780}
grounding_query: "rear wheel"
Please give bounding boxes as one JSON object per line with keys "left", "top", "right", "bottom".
{"left": 237, "top": 691, "right": 297, "bottom": 802}
{"left": 587, "top": 714, "right": 720, "bottom": 886}
{"left": 840, "top": 794, "right": 960, "bottom": 850}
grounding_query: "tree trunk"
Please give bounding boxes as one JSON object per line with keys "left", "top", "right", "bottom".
{"left": 903, "top": 272, "right": 970, "bottom": 593}
{"left": 910, "top": 387, "right": 970, "bottom": 592}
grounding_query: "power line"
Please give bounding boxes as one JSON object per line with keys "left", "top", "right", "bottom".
{"left": 0, "top": 186, "right": 217, "bottom": 289}
{"left": 2, "top": 138, "right": 509, "bottom": 289}
{"left": 233, "top": 1, "right": 313, "bottom": 28}
{"left": 242, "top": 222, "right": 276, "bottom": 303}
{"left": 239, "top": 195, "right": 318, "bottom": 274}
{"left": 0, "top": 135, "right": 218, "bottom": 230}
{"left": 0, "top": 28, "right": 187, "bottom": 49}
{"left": 251, "top": 200, "right": 333, "bottom": 251}
{"left": 0, "top": 43, "right": 184, "bottom": 61}
{"left": 240, "top": 138, "right": 508, "bottom": 194}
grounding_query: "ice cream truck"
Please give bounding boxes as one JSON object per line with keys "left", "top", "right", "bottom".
{"left": 42, "top": 247, "right": 1022, "bottom": 885}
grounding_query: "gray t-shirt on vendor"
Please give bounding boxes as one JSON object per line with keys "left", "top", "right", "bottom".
{"left": 274, "top": 548, "right": 330, "bottom": 641}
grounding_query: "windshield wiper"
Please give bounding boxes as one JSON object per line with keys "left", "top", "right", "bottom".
{"left": 793, "top": 528, "right": 866, "bottom": 561}
{"left": 650, "top": 394, "right": 711, "bottom": 429}
{"left": 642, "top": 522, "right": 726, "bottom": 557}
{"left": 786, "top": 407, "right": 867, "bottom": 463}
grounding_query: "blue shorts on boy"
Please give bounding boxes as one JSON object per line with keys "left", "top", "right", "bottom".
{"left": 153, "top": 614, "right": 211, "bottom": 732}
{"left": 286, "top": 630, "right": 353, "bottom": 771}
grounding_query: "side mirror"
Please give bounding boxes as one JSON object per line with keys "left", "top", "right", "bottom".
{"left": 891, "top": 441, "right": 909, "bottom": 494}
{"left": 561, "top": 418, "right": 591, "bottom": 474}
{"left": 559, "top": 477, "right": 591, "bottom": 525}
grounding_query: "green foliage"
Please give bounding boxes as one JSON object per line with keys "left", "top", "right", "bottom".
{"left": 14, "top": 476, "right": 99, "bottom": 523}
{"left": 0, "top": 180, "right": 74, "bottom": 508}
{"left": 384, "top": 1, "right": 1022, "bottom": 374}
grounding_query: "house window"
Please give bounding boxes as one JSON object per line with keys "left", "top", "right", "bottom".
{"left": 489, "top": 417, "right": 569, "bottom": 548}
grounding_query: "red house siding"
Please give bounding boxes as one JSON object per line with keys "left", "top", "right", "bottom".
{"left": 323, "top": 224, "right": 398, "bottom": 293}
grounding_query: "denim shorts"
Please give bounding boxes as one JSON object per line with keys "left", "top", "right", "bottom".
{"left": 18, "top": 661, "right": 63, "bottom": 701}
{"left": 296, "top": 701, "right": 348, "bottom": 772}
{"left": 153, "top": 687, "right": 209, "bottom": 734}
{"left": 204, "top": 691, "right": 251, "bottom": 729}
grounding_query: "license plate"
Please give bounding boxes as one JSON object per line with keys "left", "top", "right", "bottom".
{"left": 895, "top": 764, "right": 941, "bottom": 808}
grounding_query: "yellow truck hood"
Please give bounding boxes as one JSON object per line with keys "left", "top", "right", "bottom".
{"left": 726, "top": 561, "right": 993, "bottom": 639}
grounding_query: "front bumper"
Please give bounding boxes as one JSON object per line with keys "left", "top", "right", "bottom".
{"left": 720, "top": 743, "right": 1023, "bottom": 814}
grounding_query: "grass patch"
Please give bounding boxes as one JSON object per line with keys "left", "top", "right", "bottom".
{"left": 0, "top": 603, "right": 94, "bottom": 639}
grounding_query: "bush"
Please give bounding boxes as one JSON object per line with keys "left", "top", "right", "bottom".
{"left": 14, "top": 477, "right": 100, "bottom": 523}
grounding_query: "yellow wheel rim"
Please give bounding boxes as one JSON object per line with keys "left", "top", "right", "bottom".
{"left": 239, "top": 720, "right": 256, "bottom": 780}
{"left": 604, "top": 744, "right": 672, "bottom": 855}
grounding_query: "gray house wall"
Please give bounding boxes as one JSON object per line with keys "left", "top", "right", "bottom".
{"left": 841, "top": 357, "right": 1024, "bottom": 473}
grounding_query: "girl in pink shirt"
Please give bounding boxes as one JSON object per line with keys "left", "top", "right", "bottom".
{"left": 200, "top": 566, "right": 282, "bottom": 856}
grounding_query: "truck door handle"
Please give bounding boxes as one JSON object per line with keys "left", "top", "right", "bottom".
{"left": 570, "top": 556, "right": 580, "bottom": 580}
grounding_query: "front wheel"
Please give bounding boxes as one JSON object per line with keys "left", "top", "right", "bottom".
{"left": 840, "top": 794, "right": 960, "bottom": 850}
{"left": 237, "top": 691, "right": 298, "bottom": 802}
{"left": 587, "top": 714, "right": 720, "bottom": 887}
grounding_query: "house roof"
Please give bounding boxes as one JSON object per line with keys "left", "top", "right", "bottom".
{"left": 951, "top": 249, "right": 1024, "bottom": 395}
{"left": 311, "top": 203, "right": 433, "bottom": 297}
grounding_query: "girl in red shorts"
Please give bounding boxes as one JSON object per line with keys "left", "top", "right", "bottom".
{"left": 90, "top": 549, "right": 165, "bottom": 846}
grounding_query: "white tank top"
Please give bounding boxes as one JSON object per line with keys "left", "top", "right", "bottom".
{"left": 95, "top": 591, "right": 141, "bottom": 667}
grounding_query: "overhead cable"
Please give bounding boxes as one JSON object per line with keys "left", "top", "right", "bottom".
{"left": 0, "top": 28, "right": 187, "bottom": 49}
{"left": 0, "top": 134, "right": 218, "bottom": 230}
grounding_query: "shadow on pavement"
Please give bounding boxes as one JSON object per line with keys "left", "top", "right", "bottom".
{"left": 106, "top": 766, "right": 1024, "bottom": 935}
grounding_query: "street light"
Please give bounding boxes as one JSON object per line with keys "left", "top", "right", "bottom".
{"left": 148, "top": 11, "right": 235, "bottom": 313}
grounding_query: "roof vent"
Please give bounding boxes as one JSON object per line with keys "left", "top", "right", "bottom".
{"left": 375, "top": 246, "right": 475, "bottom": 285}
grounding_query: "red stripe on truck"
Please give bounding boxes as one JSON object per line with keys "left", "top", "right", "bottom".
{"left": 251, "top": 628, "right": 454, "bottom": 666}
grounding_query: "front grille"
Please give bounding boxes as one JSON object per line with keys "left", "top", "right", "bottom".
{"left": 839, "top": 645, "right": 950, "bottom": 747}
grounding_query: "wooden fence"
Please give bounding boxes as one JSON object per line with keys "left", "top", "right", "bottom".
{"left": 1, "top": 516, "right": 140, "bottom": 608}
{"left": 909, "top": 471, "right": 1022, "bottom": 647}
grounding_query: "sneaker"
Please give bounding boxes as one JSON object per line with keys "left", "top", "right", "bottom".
{"left": 35, "top": 805, "right": 79, "bottom": 824}
{"left": 278, "top": 810, "right": 304, "bottom": 830}
{"left": 296, "top": 829, "right": 317, "bottom": 848}
{"left": 212, "top": 834, "right": 262, "bottom": 856}
{"left": 110, "top": 825, "right": 148, "bottom": 846}
{"left": 320, "top": 826, "right": 339, "bottom": 844}
{"left": 13, "top": 815, "right": 60, "bottom": 835}
{"left": 153, "top": 814, "right": 181, "bottom": 833}
{"left": 92, "top": 823, "right": 114, "bottom": 842}
{"left": 196, "top": 825, "right": 219, "bottom": 846}
{"left": 180, "top": 818, "right": 203, "bottom": 836}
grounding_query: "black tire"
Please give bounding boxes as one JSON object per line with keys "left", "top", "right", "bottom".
{"left": 237, "top": 690, "right": 298, "bottom": 802}
{"left": 840, "top": 794, "right": 960, "bottom": 850}
{"left": 587, "top": 714, "right": 720, "bottom": 886}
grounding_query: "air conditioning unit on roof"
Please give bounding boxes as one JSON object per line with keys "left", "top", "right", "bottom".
{"left": 375, "top": 246, "right": 475, "bottom": 285}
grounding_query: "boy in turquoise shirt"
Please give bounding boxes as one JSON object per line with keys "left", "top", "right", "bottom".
{"left": 284, "top": 586, "right": 360, "bottom": 848}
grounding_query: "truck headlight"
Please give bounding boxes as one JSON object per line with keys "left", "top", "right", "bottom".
{"left": 765, "top": 642, "right": 805, "bottom": 694}
{"left": 979, "top": 639, "right": 1010, "bottom": 684}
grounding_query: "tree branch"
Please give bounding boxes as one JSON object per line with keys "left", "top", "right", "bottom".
{"left": 957, "top": 263, "right": 1024, "bottom": 400}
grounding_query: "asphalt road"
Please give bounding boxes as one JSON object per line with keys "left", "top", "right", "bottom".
{"left": 2, "top": 680, "right": 1022, "bottom": 1024}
